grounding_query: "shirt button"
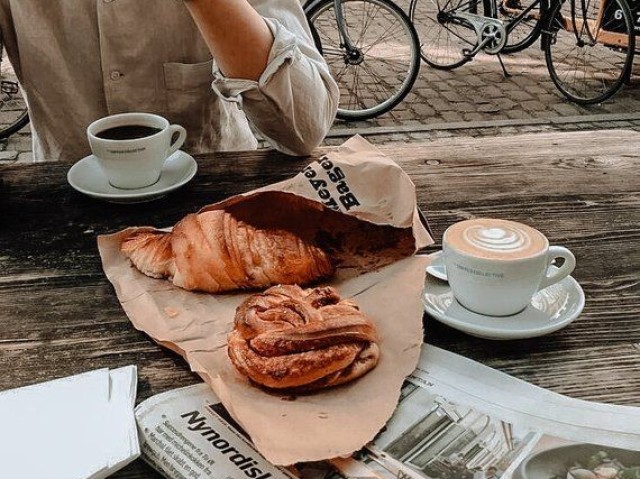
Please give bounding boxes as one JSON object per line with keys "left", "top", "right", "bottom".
{"left": 110, "top": 71, "right": 123, "bottom": 81}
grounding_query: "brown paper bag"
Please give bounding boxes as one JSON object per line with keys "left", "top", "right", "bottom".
{"left": 99, "top": 136, "right": 433, "bottom": 465}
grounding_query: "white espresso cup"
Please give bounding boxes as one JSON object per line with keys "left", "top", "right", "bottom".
{"left": 442, "top": 218, "right": 576, "bottom": 316}
{"left": 87, "top": 112, "right": 187, "bottom": 189}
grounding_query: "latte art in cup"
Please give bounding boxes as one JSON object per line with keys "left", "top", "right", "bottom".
{"left": 445, "top": 218, "right": 548, "bottom": 260}
{"left": 442, "top": 218, "right": 576, "bottom": 316}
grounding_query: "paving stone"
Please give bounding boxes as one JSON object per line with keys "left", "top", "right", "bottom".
{"left": 412, "top": 103, "right": 436, "bottom": 117}
{"left": 4, "top": 134, "right": 32, "bottom": 152}
{"left": 408, "top": 132, "right": 433, "bottom": 141}
{"left": 462, "top": 75, "right": 486, "bottom": 87}
{"left": 509, "top": 90, "right": 536, "bottom": 101}
{"left": 392, "top": 109, "right": 417, "bottom": 120}
{"left": 439, "top": 90, "right": 466, "bottom": 102}
{"left": 440, "top": 111, "right": 465, "bottom": 122}
{"left": 463, "top": 112, "right": 486, "bottom": 121}
{"left": 0, "top": 150, "right": 18, "bottom": 161}
{"left": 494, "top": 98, "right": 517, "bottom": 110}
{"left": 430, "top": 130, "right": 455, "bottom": 138}
{"left": 520, "top": 100, "right": 548, "bottom": 112}
{"left": 427, "top": 98, "right": 453, "bottom": 111}
{"left": 477, "top": 85, "right": 505, "bottom": 98}
{"left": 505, "top": 109, "right": 534, "bottom": 119}
{"left": 478, "top": 104, "right": 501, "bottom": 113}
{"left": 454, "top": 102, "right": 477, "bottom": 113}
{"left": 16, "top": 152, "right": 33, "bottom": 163}
{"left": 551, "top": 103, "right": 583, "bottom": 115}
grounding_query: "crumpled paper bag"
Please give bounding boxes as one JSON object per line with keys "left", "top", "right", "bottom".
{"left": 99, "top": 136, "right": 433, "bottom": 465}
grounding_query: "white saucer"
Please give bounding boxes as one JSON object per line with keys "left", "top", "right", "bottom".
{"left": 422, "top": 266, "right": 585, "bottom": 340}
{"left": 67, "top": 150, "right": 197, "bottom": 203}
{"left": 425, "top": 250, "right": 448, "bottom": 281}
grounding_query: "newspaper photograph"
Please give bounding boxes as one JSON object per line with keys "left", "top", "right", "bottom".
{"left": 135, "top": 346, "right": 640, "bottom": 479}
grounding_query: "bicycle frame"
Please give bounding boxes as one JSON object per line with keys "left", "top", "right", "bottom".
{"left": 433, "top": 0, "right": 555, "bottom": 56}
{"left": 561, "top": 0, "right": 634, "bottom": 47}
{"left": 503, "top": 0, "right": 552, "bottom": 36}
{"left": 303, "top": 0, "right": 359, "bottom": 51}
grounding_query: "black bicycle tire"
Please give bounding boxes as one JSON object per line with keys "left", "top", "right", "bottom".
{"left": 307, "top": 0, "right": 421, "bottom": 121}
{"left": 0, "top": 45, "right": 30, "bottom": 140}
{"left": 500, "top": 0, "right": 544, "bottom": 53}
{"left": 543, "top": 0, "right": 635, "bottom": 105}
{"left": 409, "top": 0, "right": 494, "bottom": 69}
{"left": 308, "top": 20, "right": 323, "bottom": 54}
{"left": 0, "top": 109, "right": 29, "bottom": 140}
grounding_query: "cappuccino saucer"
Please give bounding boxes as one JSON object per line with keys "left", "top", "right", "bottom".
{"left": 422, "top": 265, "right": 585, "bottom": 340}
{"left": 425, "top": 250, "right": 448, "bottom": 281}
{"left": 67, "top": 150, "right": 197, "bottom": 204}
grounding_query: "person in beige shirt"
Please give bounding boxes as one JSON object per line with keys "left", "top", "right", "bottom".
{"left": 0, "top": 0, "right": 339, "bottom": 162}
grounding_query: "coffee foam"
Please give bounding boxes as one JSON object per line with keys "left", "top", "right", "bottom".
{"left": 445, "top": 218, "right": 547, "bottom": 260}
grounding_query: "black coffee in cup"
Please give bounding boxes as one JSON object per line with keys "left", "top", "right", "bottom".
{"left": 96, "top": 125, "right": 162, "bottom": 141}
{"left": 87, "top": 112, "right": 187, "bottom": 189}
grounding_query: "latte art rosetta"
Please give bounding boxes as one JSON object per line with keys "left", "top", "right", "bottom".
{"left": 444, "top": 218, "right": 548, "bottom": 260}
{"left": 462, "top": 225, "right": 531, "bottom": 253}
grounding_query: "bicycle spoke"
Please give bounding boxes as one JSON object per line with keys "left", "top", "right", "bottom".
{"left": 309, "top": 0, "right": 419, "bottom": 118}
{"left": 544, "top": 0, "right": 633, "bottom": 104}
{"left": 0, "top": 48, "right": 29, "bottom": 138}
{"left": 333, "top": 62, "right": 351, "bottom": 83}
{"left": 360, "top": 62, "right": 396, "bottom": 100}
{"left": 412, "top": 0, "right": 480, "bottom": 68}
{"left": 362, "top": 23, "right": 405, "bottom": 53}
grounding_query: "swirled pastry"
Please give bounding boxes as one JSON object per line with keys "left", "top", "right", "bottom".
{"left": 228, "top": 285, "right": 380, "bottom": 392}
{"left": 120, "top": 210, "right": 334, "bottom": 293}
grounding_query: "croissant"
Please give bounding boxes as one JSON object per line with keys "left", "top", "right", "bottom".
{"left": 228, "top": 285, "right": 380, "bottom": 392}
{"left": 120, "top": 210, "right": 334, "bottom": 293}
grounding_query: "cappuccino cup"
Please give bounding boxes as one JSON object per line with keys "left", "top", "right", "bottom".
{"left": 87, "top": 112, "right": 187, "bottom": 189}
{"left": 442, "top": 218, "right": 576, "bottom": 316}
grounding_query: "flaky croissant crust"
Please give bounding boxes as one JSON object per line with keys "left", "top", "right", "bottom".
{"left": 120, "top": 210, "right": 334, "bottom": 293}
{"left": 228, "top": 285, "right": 380, "bottom": 392}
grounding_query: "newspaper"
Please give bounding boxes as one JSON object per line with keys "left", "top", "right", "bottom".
{"left": 135, "top": 346, "right": 640, "bottom": 479}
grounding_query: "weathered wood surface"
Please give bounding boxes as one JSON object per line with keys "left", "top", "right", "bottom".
{"left": 0, "top": 129, "right": 639, "bottom": 478}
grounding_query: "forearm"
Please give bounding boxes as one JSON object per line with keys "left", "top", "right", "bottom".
{"left": 184, "top": 0, "right": 273, "bottom": 81}
{"left": 212, "top": 17, "right": 339, "bottom": 156}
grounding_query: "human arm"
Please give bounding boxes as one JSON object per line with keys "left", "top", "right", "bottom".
{"left": 183, "top": 0, "right": 273, "bottom": 81}
{"left": 184, "top": 0, "right": 339, "bottom": 156}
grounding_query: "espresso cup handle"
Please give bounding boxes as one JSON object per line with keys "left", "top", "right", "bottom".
{"left": 167, "top": 125, "right": 187, "bottom": 158}
{"left": 538, "top": 246, "right": 576, "bottom": 290}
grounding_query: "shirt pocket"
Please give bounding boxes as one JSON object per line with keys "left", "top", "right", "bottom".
{"left": 163, "top": 60, "right": 222, "bottom": 153}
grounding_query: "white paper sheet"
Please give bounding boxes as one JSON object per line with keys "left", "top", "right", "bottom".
{"left": 0, "top": 366, "right": 140, "bottom": 479}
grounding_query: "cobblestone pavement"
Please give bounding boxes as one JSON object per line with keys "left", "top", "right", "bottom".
{"left": 325, "top": 3, "right": 640, "bottom": 144}
{"left": 2, "top": 33, "right": 640, "bottom": 162}
{"left": 326, "top": 0, "right": 640, "bottom": 134}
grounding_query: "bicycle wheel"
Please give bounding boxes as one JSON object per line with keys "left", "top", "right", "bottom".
{"left": 307, "top": 0, "right": 421, "bottom": 121}
{"left": 543, "top": 0, "right": 635, "bottom": 104}
{"left": 499, "top": 0, "right": 544, "bottom": 53}
{"left": 409, "top": 0, "right": 493, "bottom": 69}
{"left": 0, "top": 48, "right": 29, "bottom": 140}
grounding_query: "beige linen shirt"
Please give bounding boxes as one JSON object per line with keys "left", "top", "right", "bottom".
{"left": 0, "top": 0, "right": 338, "bottom": 162}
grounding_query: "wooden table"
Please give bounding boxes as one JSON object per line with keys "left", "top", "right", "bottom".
{"left": 1, "top": 129, "right": 639, "bottom": 478}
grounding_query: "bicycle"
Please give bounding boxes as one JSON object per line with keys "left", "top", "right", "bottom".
{"left": 544, "top": 0, "right": 636, "bottom": 103}
{"left": 304, "top": 0, "right": 422, "bottom": 120}
{"left": 408, "top": 0, "right": 636, "bottom": 104}
{"left": 0, "top": 46, "right": 29, "bottom": 140}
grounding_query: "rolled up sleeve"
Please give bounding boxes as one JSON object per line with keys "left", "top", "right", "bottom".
{"left": 211, "top": 0, "right": 339, "bottom": 156}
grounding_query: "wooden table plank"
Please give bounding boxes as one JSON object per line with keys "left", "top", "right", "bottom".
{"left": 1, "top": 129, "right": 639, "bottom": 478}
